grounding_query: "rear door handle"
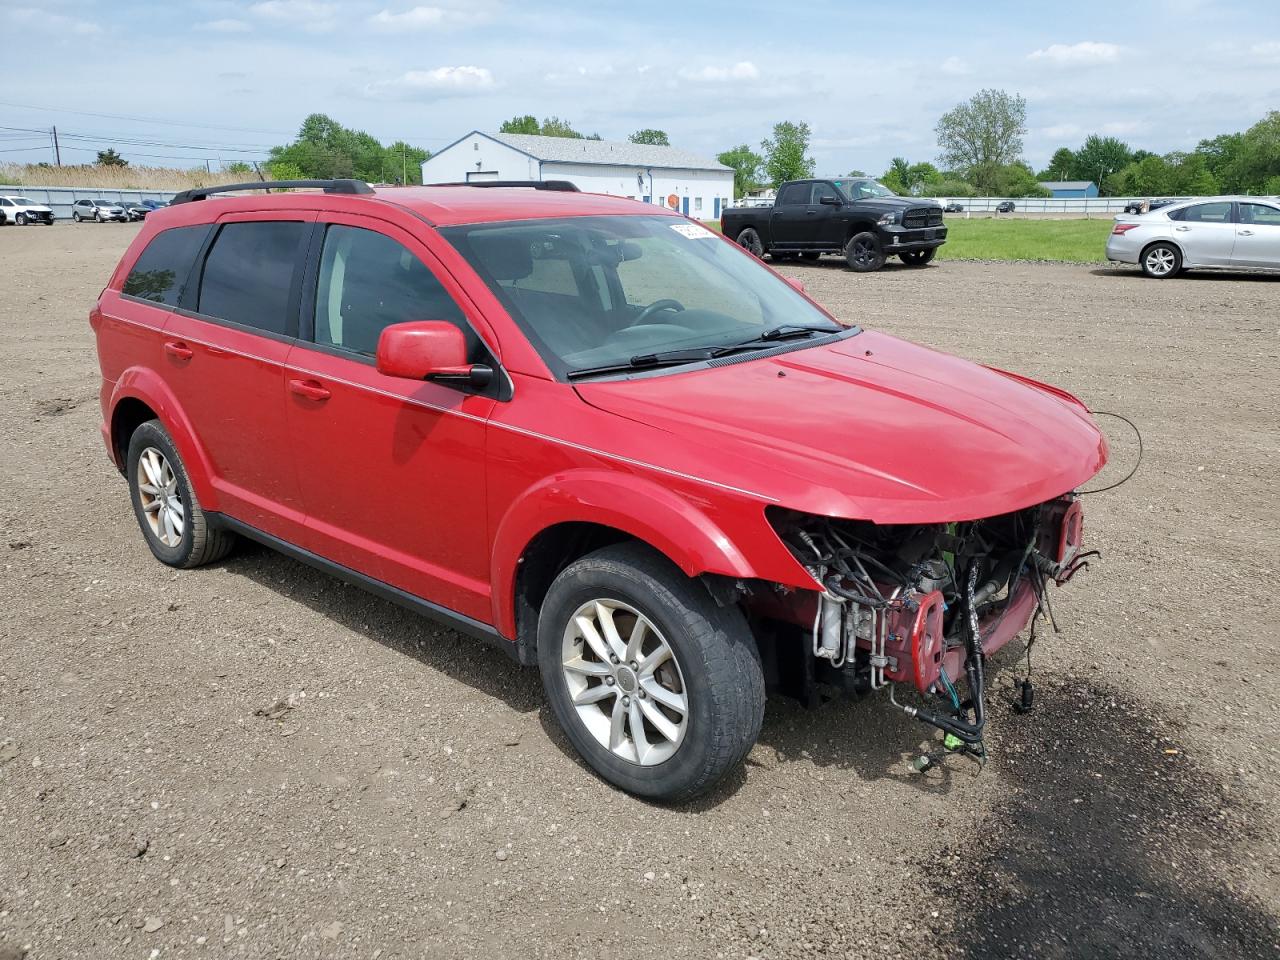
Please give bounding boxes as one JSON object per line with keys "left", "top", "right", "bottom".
{"left": 1238, "top": 229, "right": 1254, "bottom": 236}
{"left": 288, "top": 378, "right": 331, "bottom": 402}
{"left": 163, "top": 340, "right": 193, "bottom": 360}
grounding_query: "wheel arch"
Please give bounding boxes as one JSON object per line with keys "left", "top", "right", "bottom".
{"left": 107, "top": 368, "right": 219, "bottom": 508}
{"left": 1139, "top": 236, "right": 1185, "bottom": 261}
{"left": 844, "top": 220, "right": 880, "bottom": 242}
{"left": 491, "top": 470, "right": 759, "bottom": 650}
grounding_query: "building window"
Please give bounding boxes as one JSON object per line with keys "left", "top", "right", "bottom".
{"left": 694, "top": 197, "right": 703, "bottom": 212}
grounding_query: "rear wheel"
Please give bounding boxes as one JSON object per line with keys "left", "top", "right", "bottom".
{"left": 1140, "top": 242, "right": 1181, "bottom": 278}
{"left": 126, "top": 420, "right": 236, "bottom": 568}
{"left": 95, "top": 210, "right": 103, "bottom": 223}
{"left": 537, "top": 542, "right": 765, "bottom": 801}
{"left": 845, "top": 231, "right": 885, "bottom": 272}
{"left": 900, "top": 249, "right": 936, "bottom": 266}
{"left": 735, "top": 227, "right": 765, "bottom": 258}
{"left": 72, "top": 211, "right": 81, "bottom": 222}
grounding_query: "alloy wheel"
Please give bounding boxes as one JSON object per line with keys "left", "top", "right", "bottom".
{"left": 136, "top": 446, "right": 185, "bottom": 547}
{"left": 737, "top": 230, "right": 763, "bottom": 257}
{"left": 560, "top": 598, "right": 688, "bottom": 766}
{"left": 1144, "top": 247, "right": 1176, "bottom": 276}
{"left": 852, "top": 238, "right": 876, "bottom": 266}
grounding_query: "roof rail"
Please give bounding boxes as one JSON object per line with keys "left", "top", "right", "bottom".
{"left": 169, "top": 179, "right": 374, "bottom": 205}
{"left": 434, "top": 180, "right": 580, "bottom": 192}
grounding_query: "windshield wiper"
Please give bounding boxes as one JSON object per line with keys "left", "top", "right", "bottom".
{"left": 746, "top": 323, "right": 841, "bottom": 344}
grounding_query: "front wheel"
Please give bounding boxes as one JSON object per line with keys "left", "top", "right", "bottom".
{"left": 126, "top": 420, "right": 237, "bottom": 568}
{"left": 538, "top": 543, "right": 765, "bottom": 801}
{"left": 15, "top": 213, "right": 28, "bottom": 226}
{"left": 735, "top": 227, "right": 765, "bottom": 258}
{"left": 899, "top": 249, "right": 936, "bottom": 266}
{"left": 95, "top": 211, "right": 103, "bottom": 222}
{"left": 72, "top": 211, "right": 81, "bottom": 222}
{"left": 845, "top": 231, "right": 886, "bottom": 272}
{"left": 1140, "top": 242, "right": 1182, "bottom": 278}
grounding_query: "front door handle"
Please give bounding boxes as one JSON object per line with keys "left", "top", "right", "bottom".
{"left": 1238, "top": 229, "right": 1254, "bottom": 236}
{"left": 1174, "top": 226, "right": 1190, "bottom": 232}
{"left": 163, "top": 340, "right": 193, "bottom": 361}
{"left": 288, "top": 378, "right": 331, "bottom": 402}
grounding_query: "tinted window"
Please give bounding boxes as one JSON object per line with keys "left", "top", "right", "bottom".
{"left": 312, "top": 224, "right": 470, "bottom": 357}
{"left": 777, "top": 183, "right": 809, "bottom": 206}
{"left": 198, "top": 221, "right": 306, "bottom": 335}
{"left": 1239, "top": 203, "right": 1280, "bottom": 226}
{"left": 1171, "top": 202, "right": 1232, "bottom": 223}
{"left": 122, "top": 225, "right": 211, "bottom": 306}
{"left": 811, "top": 182, "right": 840, "bottom": 204}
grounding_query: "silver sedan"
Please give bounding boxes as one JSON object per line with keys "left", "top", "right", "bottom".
{"left": 1105, "top": 197, "right": 1280, "bottom": 278}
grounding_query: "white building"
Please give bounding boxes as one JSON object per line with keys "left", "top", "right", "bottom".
{"left": 420, "top": 131, "right": 735, "bottom": 220}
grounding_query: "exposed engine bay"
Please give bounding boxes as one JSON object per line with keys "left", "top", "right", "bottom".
{"left": 764, "top": 496, "right": 1095, "bottom": 761}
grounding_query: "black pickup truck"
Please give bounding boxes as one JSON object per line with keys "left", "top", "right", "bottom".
{"left": 721, "top": 178, "right": 946, "bottom": 272}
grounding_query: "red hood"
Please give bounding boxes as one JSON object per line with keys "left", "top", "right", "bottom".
{"left": 574, "top": 331, "right": 1108, "bottom": 523}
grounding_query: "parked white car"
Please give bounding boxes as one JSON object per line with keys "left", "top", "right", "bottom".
{"left": 1107, "top": 197, "right": 1280, "bottom": 278}
{"left": 0, "top": 195, "right": 55, "bottom": 226}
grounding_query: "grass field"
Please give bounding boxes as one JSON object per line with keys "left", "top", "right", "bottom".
{"left": 710, "top": 216, "right": 1114, "bottom": 263}
{"left": 935, "top": 217, "right": 1113, "bottom": 262}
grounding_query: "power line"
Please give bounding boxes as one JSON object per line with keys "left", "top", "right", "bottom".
{"left": 0, "top": 98, "right": 295, "bottom": 137}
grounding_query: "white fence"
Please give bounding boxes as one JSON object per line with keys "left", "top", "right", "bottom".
{"left": 728, "top": 195, "right": 1204, "bottom": 216}
{"left": 0, "top": 185, "right": 177, "bottom": 220}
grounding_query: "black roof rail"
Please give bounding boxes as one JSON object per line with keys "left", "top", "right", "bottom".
{"left": 169, "top": 179, "right": 374, "bottom": 205}
{"left": 433, "top": 180, "right": 580, "bottom": 192}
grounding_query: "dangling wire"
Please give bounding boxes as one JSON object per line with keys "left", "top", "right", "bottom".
{"left": 1079, "top": 411, "right": 1142, "bottom": 495}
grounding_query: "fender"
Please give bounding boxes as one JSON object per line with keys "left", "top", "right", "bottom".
{"left": 490, "top": 469, "right": 758, "bottom": 638}
{"left": 109, "top": 367, "right": 220, "bottom": 510}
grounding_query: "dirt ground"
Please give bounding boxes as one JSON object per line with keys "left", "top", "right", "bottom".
{"left": 1, "top": 223, "right": 1277, "bottom": 960}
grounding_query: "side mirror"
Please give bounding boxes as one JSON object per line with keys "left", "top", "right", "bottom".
{"left": 819, "top": 195, "right": 842, "bottom": 206}
{"left": 376, "top": 321, "right": 492, "bottom": 390}
{"left": 784, "top": 276, "right": 806, "bottom": 293}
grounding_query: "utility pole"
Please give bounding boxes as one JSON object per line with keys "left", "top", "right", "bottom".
{"left": 51, "top": 126, "right": 61, "bottom": 166}
{"left": 402, "top": 143, "right": 406, "bottom": 185}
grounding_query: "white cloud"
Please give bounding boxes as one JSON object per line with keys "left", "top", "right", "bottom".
{"left": 250, "top": 0, "right": 338, "bottom": 30}
{"left": 1028, "top": 41, "right": 1122, "bottom": 64}
{"left": 939, "top": 56, "right": 970, "bottom": 76}
{"left": 1250, "top": 41, "right": 1280, "bottom": 63}
{"left": 679, "top": 61, "right": 759, "bottom": 83}
{"left": 366, "top": 66, "right": 496, "bottom": 98}
{"left": 197, "top": 18, "right": 252, "bottom": 33}
{"left": 6, "top": 6, "right": 99, "bottom": 34}
{"left": 368, "top": 5, "right": 489, "bottom": 30}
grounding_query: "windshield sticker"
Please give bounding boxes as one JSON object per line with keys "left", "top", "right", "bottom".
{"left": 669, "top": 223, "right": 716, "bottom": 240}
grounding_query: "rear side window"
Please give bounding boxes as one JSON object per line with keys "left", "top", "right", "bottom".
{"left": 312, "top": 224, "right": 471, "bottom": 357}
{"left": 777, "top": 183, "right": 808, "bottom": 206}
{"left": 1169, "top": 202, "right": 1232, "bottom": 223}
{"left": 122, "top": 225, "right": 211, "bottom": 307}
{"left": 197, "top": 221, "right": 307, "bottom": 335}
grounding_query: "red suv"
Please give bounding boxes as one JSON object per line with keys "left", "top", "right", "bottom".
{"left": 92, "top": 179, "right": 1107, "bottom": 800}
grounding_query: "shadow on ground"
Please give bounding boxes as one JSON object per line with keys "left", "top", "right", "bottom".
{"left": 925, "top": 678, "right": 1279, "bottom": 959}
{"left": 1088, "top": 267, "right": 1280, "bottom": 283}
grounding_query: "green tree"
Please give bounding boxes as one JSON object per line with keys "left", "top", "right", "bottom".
{"left": 717, "top": 144, "right": 763, "bottom": 198}
{"left": 920, "top": 178, "right": 976, "bottom": 198}
{"left": 629, "top": 129, "right": 670, "bottom": 146}
{"left": 96, "top": 148, "right": 128, "bottom": 167}
{"left": 268, "top": 160, "right": 305, "bottom": 182}
{"left": 991, "top": 162, "right": 1050, "bottom": 197}
{"left": 1235, "top": 111, "right": 1280, "bottom": 194}
{"left": 1039, "top": 146, "right": 1076, "bottom": 180}
{"left": 760, "top": 121, "right": 814, "bottom": 188}
{"left": 882, "top": 156, "right": 911, "bottom": 193}
{"left": 1073, "top": 135, "right": 1133, "bottom": 194}
{"left": 934, "top": 89, "right": 1027, "bottom": 191}
{"left": 383, "top": 140, "right": 429, "bottom": 184}
{"left": 225, "top": 161, "right": 254, "bottom": 175}
{"left": 499, "top": 115, "right": 540, "bottom": 135}
{"left": 539, "top": 116, "right": 584, "bottom": 138}
{"left": 268, "top": 113, "right": 429, "bottom": 184}
{"left": 1194, "top": 133, "right": 1243, "bottom": 190}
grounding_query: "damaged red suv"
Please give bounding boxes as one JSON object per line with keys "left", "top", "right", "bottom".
{"left": 92, "top": 179, "right": 1106, "bottom": 800}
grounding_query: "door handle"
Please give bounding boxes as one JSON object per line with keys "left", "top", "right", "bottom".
{"left": 1174, "top": 226, "right": 1190, "bottom": 232}
{"left": 163, "top": 340, "right": 193, "bottom": 361}
{"left": 288, "top": 378, "right": 330, "bottom": 402}
{"left": 1238, "top": 229, "right": 1254, "bottom": 236}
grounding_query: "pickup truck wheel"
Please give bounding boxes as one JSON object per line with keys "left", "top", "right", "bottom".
{"left": 537, "top": 542, "right": 765, "bottom": 802}
{"left": 845, "top": 232, "right": 885, "bottom": 272}
{"left": 735, "top": 227, "right": 765, "bottom": 258}
{"left": 899, "top": 249, "right": 936, "bottom": 266}
{"left": 126, "top": 420, "right": 237, "bottom": 568}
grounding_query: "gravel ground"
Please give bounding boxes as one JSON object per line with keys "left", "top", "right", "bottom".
{"left": 1, "top": 223, "right": 1277, "bottom": 960}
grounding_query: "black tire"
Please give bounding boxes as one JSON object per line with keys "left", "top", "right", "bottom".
{"left": 1140, "top": 241, "right": 1182, "bottom": 279}
{"left": 126, "top": 419, "right": 236, "bottom": 568}
{"left": 15, "top": 213, "right": 27, "bottom": 226}
{"left": 0, "top": 211, "right": 6, "bottom": 226}
{"left": 800, "top": 251, "right": 821, "bottom": 261}
{"left": 537, "top": 542, "right": 765, "bottom": 802}
{"left": 845, "top": 231, "right": 885, "bottom": 272}
{"left": 72, "top": 211, "right": 80, "bottom": 222}
{"left": 899, "top": 249, "right": 936, "bottom": 266}
{"left": 735, "top": 227, "right": 765, "bottom": 258}
{"left": 95, "top": 210, "right": 103, "bottom": 222}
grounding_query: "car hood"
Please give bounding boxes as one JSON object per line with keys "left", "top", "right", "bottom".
{"left": 573, "top": 331, "right": 1107, "bottom": 523}
{"left": 16, "top": 203, "right": 52, "bottom": 212}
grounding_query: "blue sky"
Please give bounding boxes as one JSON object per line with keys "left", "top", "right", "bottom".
{"left": 2, "top": 0, "right": 1278, "bottom": 176}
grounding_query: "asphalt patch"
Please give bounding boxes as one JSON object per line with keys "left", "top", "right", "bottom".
{"left": 926, "top": 678, "right": 1279, "bottom": 959}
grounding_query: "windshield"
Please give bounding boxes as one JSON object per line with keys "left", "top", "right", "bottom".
{"left": 832, "top": 179, "right": 896, "bottom": 200}
{"left": 443, "top": 215, "right": 846, "bottom": 379}
{"left": 12, "top": 197, "right": 36, "bottom": 205}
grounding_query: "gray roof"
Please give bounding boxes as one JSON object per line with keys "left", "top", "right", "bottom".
{"left": 1038, "top": 180, "right": 1097, "bottom": 190}
{"left": 484, "top": 132, "right": 730, "bottom": 172}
